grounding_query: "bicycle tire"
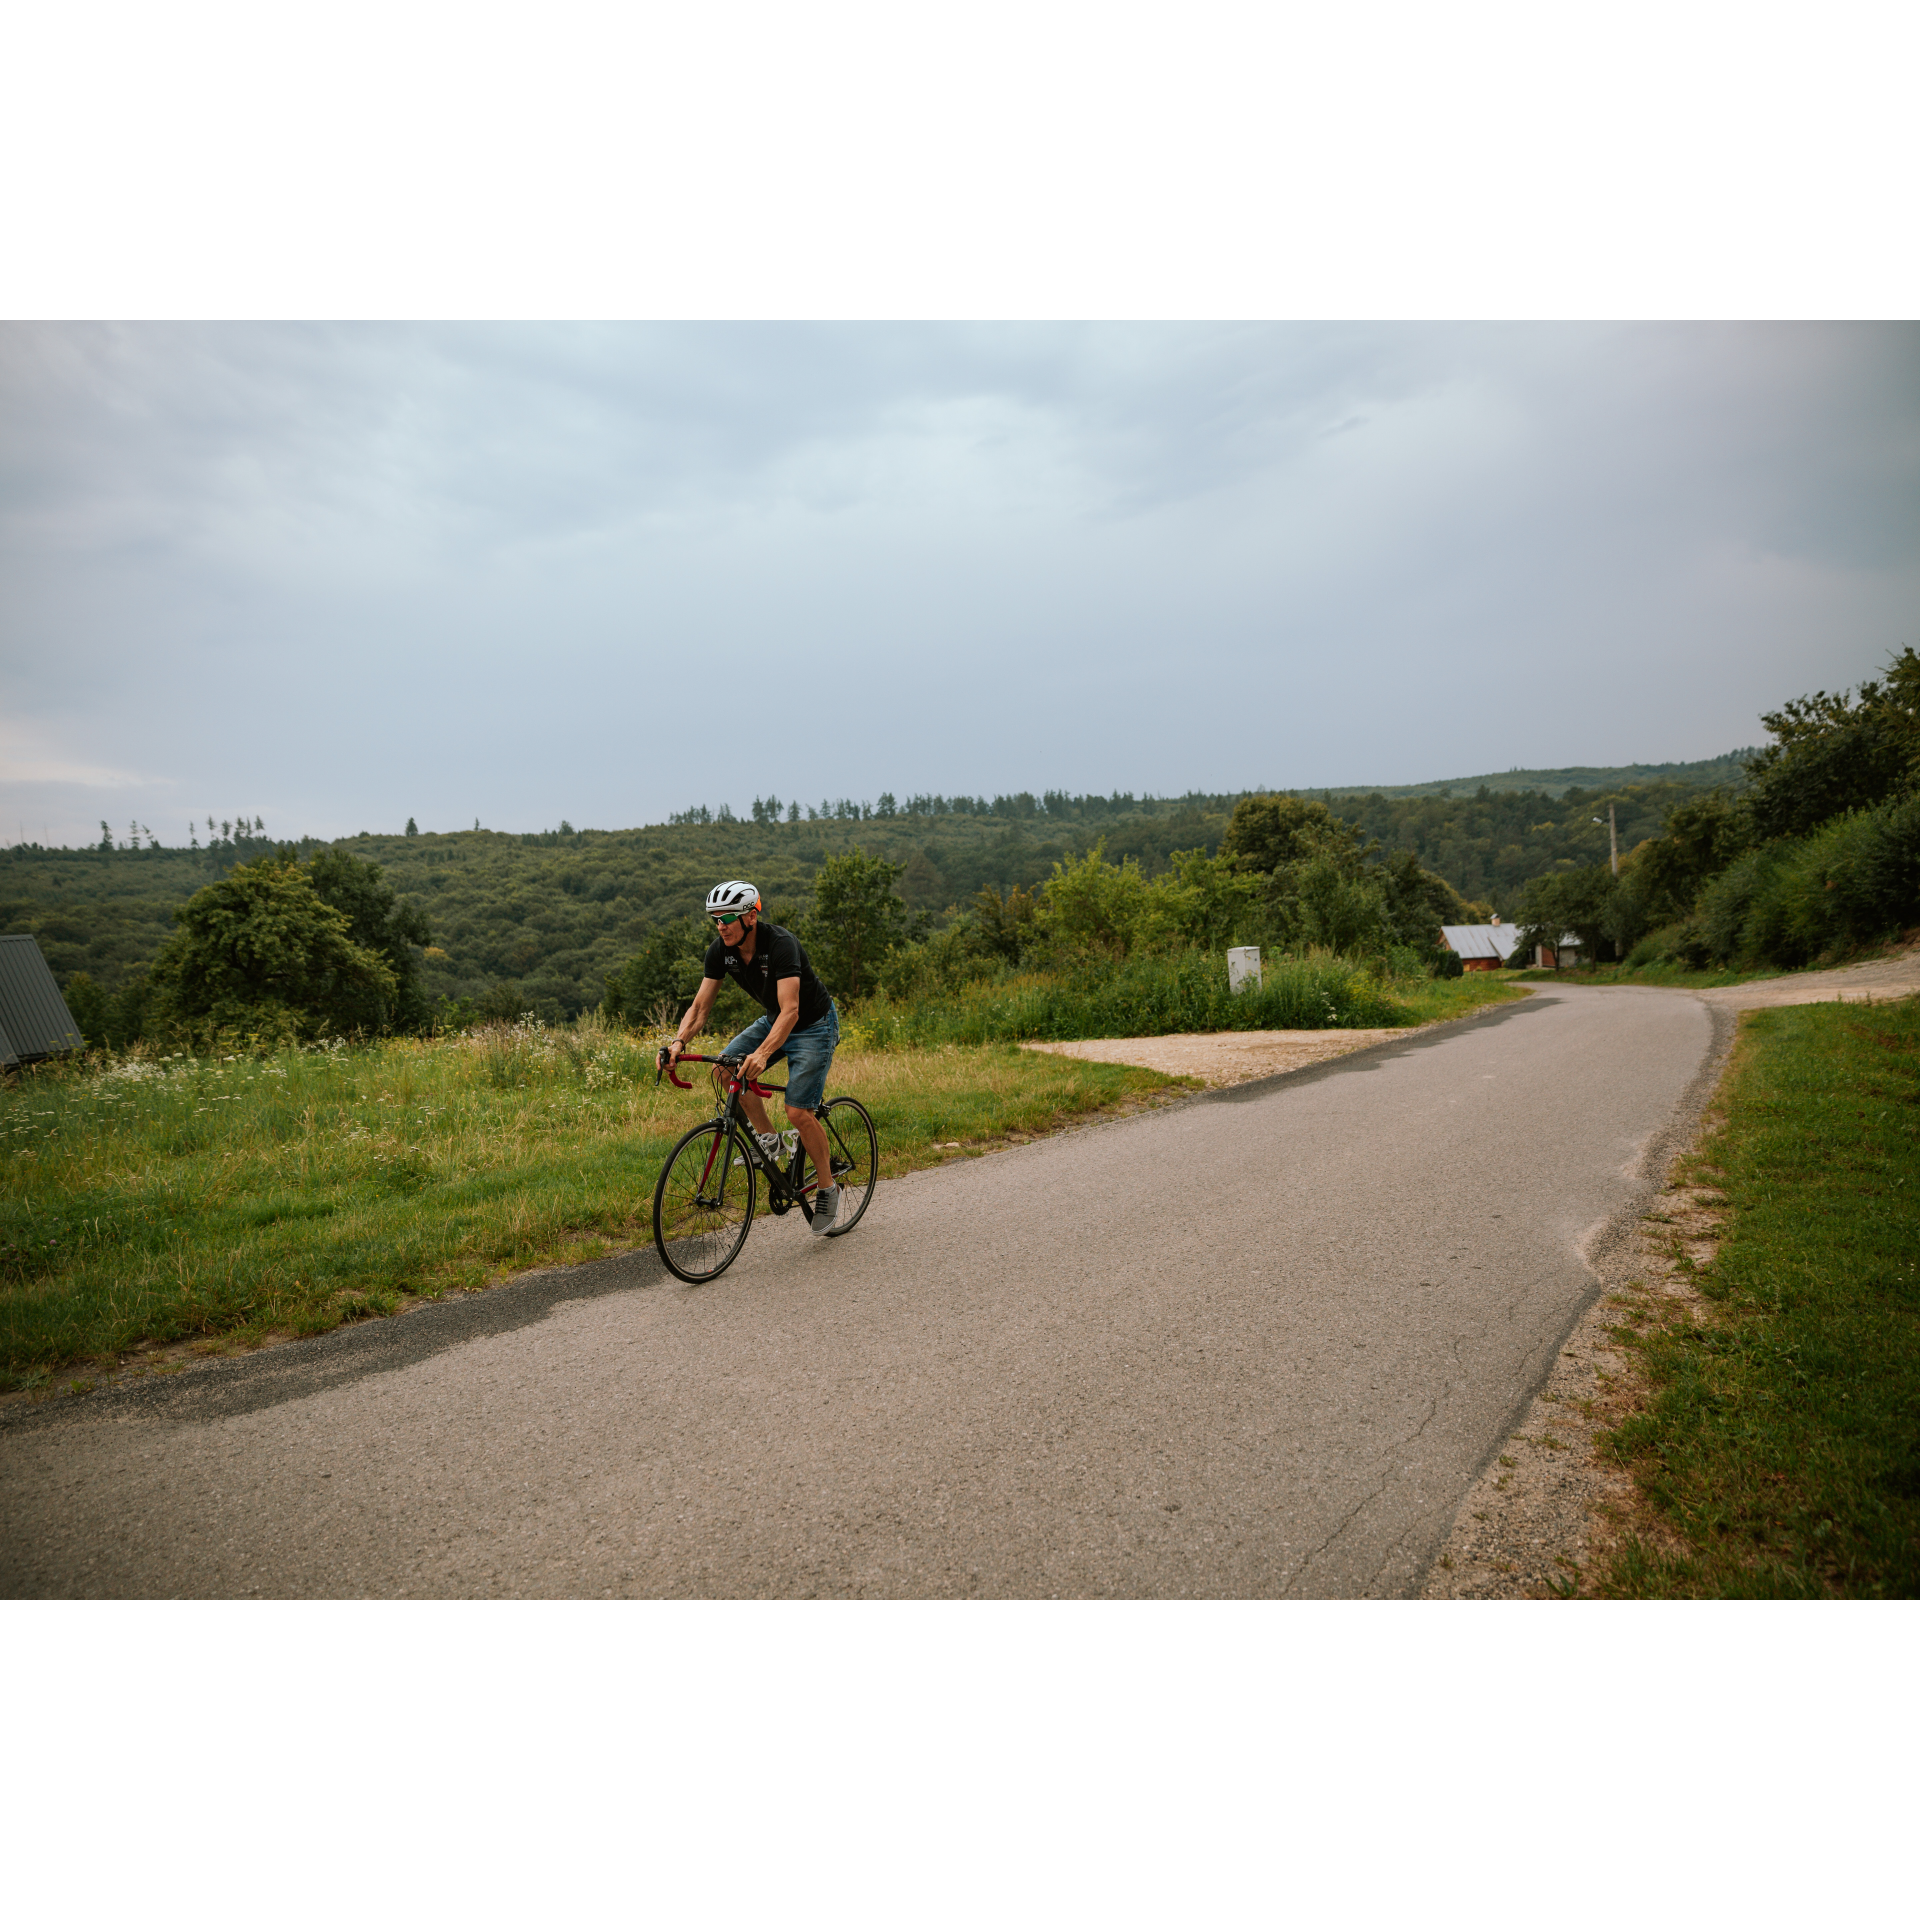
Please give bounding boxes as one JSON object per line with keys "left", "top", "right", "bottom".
{"left": 653, "top": 1120, "right": 756, "bottom": 1283}
{"left": 817, "top": 1096, "right": 878, "bottom": 1235}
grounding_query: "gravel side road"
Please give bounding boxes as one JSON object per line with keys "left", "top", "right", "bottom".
{"left": 0, "top": 984, "right": 1719, "bottom": 1598}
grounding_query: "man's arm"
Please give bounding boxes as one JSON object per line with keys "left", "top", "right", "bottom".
{"left": 744, "top": 977, "right": 802, "bottom": 1079}
{"left": 668, "top": 976, "right": 720, "bottom": 1058}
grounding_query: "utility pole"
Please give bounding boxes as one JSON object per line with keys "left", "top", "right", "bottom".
{"left": 1609, "top": 803, "right": 1618, "bottom": 877}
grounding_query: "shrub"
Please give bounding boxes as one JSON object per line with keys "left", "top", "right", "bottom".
{"left": 1683, "top": 794, "right": 1920, "bottom": 967}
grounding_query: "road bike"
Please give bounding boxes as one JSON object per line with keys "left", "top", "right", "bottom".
{"left": 651, "top": 1050, "right": 878, "bottom": 1283}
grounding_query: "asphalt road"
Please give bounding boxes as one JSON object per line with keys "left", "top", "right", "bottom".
{"left": 0, "top": 984, "right": 1727, "bottom": 1598}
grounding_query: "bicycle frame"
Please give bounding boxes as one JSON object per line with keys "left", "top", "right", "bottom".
{"left": 658, "top": 1051, "right": 823, "bottom": 1218}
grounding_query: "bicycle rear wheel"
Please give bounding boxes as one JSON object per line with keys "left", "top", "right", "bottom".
{"left": 653, "top": 1121, "right": 756, "bottom": 1282}
{"left": 816, "top": 1096, "right": 877, "bottom": 1235}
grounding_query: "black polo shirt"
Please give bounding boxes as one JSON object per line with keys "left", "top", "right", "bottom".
{"left": 703, "top": 921, "right": 833, "bottom": 1030}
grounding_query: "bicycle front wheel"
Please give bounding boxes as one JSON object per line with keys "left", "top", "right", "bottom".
{"left": 653, "top": 1121, "right": 756, "bottom": 1283}
{"left": 817, "top": 1096, "right": 878, "bottom": 1235}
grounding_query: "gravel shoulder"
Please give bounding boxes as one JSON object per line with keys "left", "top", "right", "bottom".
{"left": 1021, "top": 1028, "right": 1403, "bottom": 1087}
{"left": 1688, "top": 945, "right": 1920, "bottom": 1010}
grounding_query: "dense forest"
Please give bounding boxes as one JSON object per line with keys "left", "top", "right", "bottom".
{"left": 3, "top": 760, "right": 1751, "bottom": 1028}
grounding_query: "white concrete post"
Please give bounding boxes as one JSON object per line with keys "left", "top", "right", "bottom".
{"left": 1227, "top": 946, "right": 1262, "bottom": 994}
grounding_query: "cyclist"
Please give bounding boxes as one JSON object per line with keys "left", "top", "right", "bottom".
{"left": 665, "top": 881, "right": 845, "bottom": 1235}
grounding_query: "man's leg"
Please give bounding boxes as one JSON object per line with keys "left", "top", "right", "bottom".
{"left": 789, "top": 1104, "right": 834, "bottom": 1191}
{"left": 780, "top": 1010, "right": 841, "bottom": 1205}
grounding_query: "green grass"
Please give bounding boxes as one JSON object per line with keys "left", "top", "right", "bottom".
{"left": 0, "top": 1021, "right": 1179, "bottom": 1390}
{"left": 851, "top": 949, "right": 1524, "bottom": 1047}
{"left": 1389, "top": 972, "right": 1533, "bottom": 1024}
{"left": 1558, "top": 960, "right": 1791, "bottom": 990}
{"left": 1593, "top": 997, "right": 1920, "bottom": 1598}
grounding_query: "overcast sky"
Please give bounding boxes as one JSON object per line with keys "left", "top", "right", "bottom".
{"left": 2, "top": 321, "right": 1915, "bottom": 847}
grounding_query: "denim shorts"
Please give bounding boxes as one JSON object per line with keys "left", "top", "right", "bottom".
{"left": 721, "top": 1004, "right": 840, "bottom": 1111}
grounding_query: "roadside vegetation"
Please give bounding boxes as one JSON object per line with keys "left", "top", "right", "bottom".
{"left": 853, "top": 957, "right": 1517, "bottom": 1048}
{"left": 1533, "top": 960, "right": 1790, "bottom": 991}
{"left": 1513, "top": 646, "right": 1919, "bottom": 975}
{"left": 0, "top": 1022, "right": 1183, "bottom": 1391}
{"left": 1592, "top": 996, "right": 1920, "bottom": 1598}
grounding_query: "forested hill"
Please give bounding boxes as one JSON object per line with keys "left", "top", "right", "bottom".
{"left": 3, "top": 759, "right": 1749, "bottom": 1023}
{"left": 1320, "top": 749, "right": 1755, "bottom": 802}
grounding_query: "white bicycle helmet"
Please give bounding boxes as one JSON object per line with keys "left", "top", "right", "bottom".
{"left": 704, "top": 879, "right": 761, "bottom": 915}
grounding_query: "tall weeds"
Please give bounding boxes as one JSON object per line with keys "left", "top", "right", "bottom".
{"left": 852, "top": 949, "right": 1411, "bottom": 1047}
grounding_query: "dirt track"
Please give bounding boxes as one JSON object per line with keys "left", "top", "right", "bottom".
{"left": 1689, "top": 947, "right": 1920, "bottom": 1009}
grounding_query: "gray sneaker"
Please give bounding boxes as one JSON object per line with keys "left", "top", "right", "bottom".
{"left": 809, "top": 1186, "right": 840, "bottom": 1236}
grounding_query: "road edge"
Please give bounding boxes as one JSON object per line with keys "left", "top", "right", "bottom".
{"left": 1413, "top": 991, "right": 1741, "bottom": 1598}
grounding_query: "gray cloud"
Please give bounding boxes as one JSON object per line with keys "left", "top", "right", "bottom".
{"left": 2, "top": 322, "right": 1915, "bottom": 845}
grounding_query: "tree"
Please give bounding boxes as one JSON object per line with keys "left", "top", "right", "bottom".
{"left": 1618, "top": 790, "right": 1750, "bottom": 929}
{"left": 1376, "top": 848, "right": 1455, "bottom": 953}
{"left": 899, "top": 847, "right": 949, "bottom": 911}
{"left": 148, "top": 856, "right": 396, "bottom": 1041}
{"left": 61, "top": 972, "right": 108, "bottom": 1048}
{"left": 1221, "top": 793, "right": 1445, "bottom": 957}
{"left": 1512, "top": 866, "right": 1620, "bottom": 966}
{"left": 809, "top": 847, "right": 907, "bottom": 999}
{"left": 1742, "top": 647, "right": 1919, "bottom": 842}
{"left": 1221, "top": 794, "right": 1360, "bottom": 874}
{"left": 967, "top": 882, "right": 1040, "bottom": 964}
{"left": 1151, "top": 848, "right": 1261, "bottom": 950}
{"left": 61, "top": 969, "right": 157, "bottom": 1050}
{"left": 1292, "top": 853, "right": 1393, "bottom": 955}
{"left": 406, "top": 817, "right": 419, "bottom": 837}
{"left": 1036, "top": 844, "right": 1157, "bottom": 958}
{"left": 601, "top": 915, "right": 714, "bottom": 1025}
{"left": 305, "top": 848, "right": 433, "bottom": 1032}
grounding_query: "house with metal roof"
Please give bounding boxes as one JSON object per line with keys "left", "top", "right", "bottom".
{"left": 1440, "top": 918, "right": 1586, "bottom": 972}
{"left": 0, "top": 935, "right": 86, "bottom": 1069}
{"left": 1439, "top": 921, "right": 1523, "bottom": 971}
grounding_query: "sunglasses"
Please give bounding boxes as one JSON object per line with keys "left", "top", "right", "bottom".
{"left": 711, "top": 910, "right": 751, "bottom": 927}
